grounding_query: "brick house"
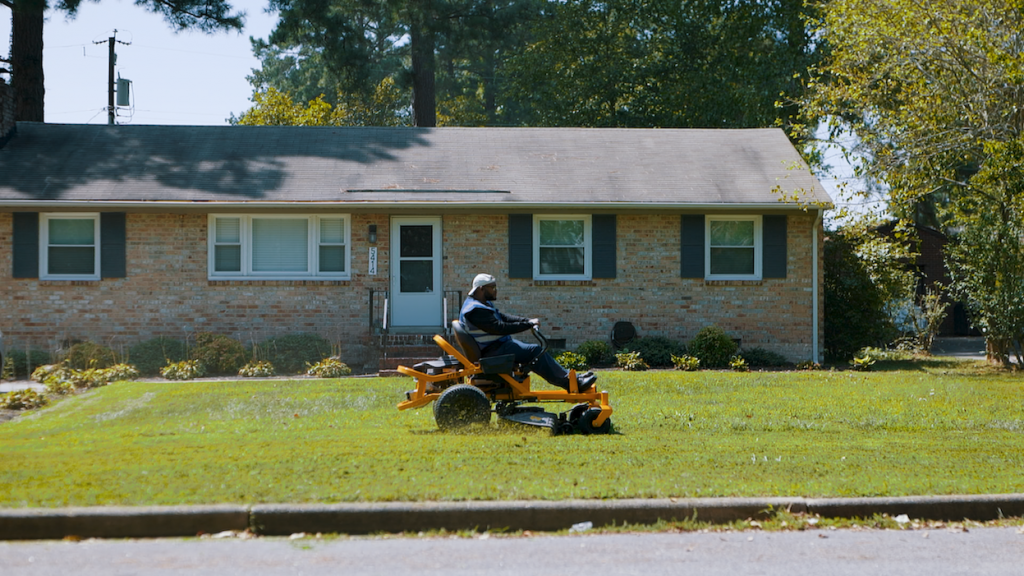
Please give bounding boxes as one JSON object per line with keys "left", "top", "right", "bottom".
{"left": 0, "top": 103, "right": 831, "bottom": 371}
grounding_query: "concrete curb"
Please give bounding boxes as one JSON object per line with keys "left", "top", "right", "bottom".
{"left": 2, "top": 494, "right": 1023, "bottom": 540}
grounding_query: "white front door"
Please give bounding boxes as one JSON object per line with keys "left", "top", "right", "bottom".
{"left": 390, "top": 216, "right": 443, "bottom": 327}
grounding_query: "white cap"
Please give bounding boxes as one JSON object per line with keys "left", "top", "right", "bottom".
{"left": 469, "top": 273, "right": 496, "bottom": 296}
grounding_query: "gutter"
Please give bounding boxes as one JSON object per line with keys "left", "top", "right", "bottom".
{"left": 813, "top": 208, "right": 823, "bottom": 363}
{"left": 0, "top": 200, "right": 833, "bottom": 212}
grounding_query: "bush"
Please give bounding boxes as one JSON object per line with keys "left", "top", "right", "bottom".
{"left": 5, "top": 349, "right": 51, "bottom": 380}
{"left": 575, "top": 340, "right": 615, "bottom": 366}
{"left": 688, "top": 326, "right": 738, "bottom": 368}
{"left": 796, "top": 360, "right": 822, "bottom": 370}
{"left": 128, "top": 337, "right": 187, "bottom": 376}
{"left": 615, "top": 351, "right": 649, "bottom": 371}
{"left": 257, "top": 333, "right": 333, "bottom": 375}
{"left": 239, "top": 360, "right": 276, "bottom": 378}
{"left": 740, "top": 347, "right": 790, "bottom": 368}
{"left": 0, "top": 389, "right": 48, "bottom": 410}
{"left": 1, "top": 355, "right": 14, "bottom": 381}
{"left": 555, "top": 351, "right": 589, "bottom": 371}
{"left": 620, "top": 336, "right": 685, "bottom": 368}
{"left": 104, "top": 363, "right": 141, "bottom": 382}
{"left": 671, "top": 354, "right": 700, "bottom": 371}
{"left": 306, "top": 358, "right": 352, "bottom": 378}
{"left": 161, "top": 360, "right": 206, "bottom": 381}
{"left": 729, "top": 355, "right": 750, "bottom": 372}
{"left": 191, "top": 333, "right": 246, "bottom": 375}
{"left": 66, "top": 341, "right": 118, "bottom": 369}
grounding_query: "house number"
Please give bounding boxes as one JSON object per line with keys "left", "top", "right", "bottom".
{"left": 368, "top": 247, "right": 378, "bottom": 275}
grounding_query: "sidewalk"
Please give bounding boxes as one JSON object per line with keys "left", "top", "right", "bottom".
{"left": 2, "top": 494, "right": 1023, "bottom": 540}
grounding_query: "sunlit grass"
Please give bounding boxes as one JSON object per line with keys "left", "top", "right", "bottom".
{"left": 2, "top": 359, "right": 1022, "bottom": 507}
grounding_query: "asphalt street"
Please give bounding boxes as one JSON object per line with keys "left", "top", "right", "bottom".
{"left": 2, "top": 527, "right": 1023, "bottom": 576}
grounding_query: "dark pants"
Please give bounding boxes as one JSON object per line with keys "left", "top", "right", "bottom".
{"left": 486, "top": 338, "right": 570, "bottom": 389}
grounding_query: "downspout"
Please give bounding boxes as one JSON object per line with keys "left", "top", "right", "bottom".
{"left": 812, "top": 208, "right": 823, "bottom": 362}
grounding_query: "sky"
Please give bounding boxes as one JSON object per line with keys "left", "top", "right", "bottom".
{"left": 0, "top": 0, "right": 278, "bottom": 126}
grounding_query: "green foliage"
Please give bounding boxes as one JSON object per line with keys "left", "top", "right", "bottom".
{"left": 555, "top": 351, "right": 589, "bottom": 372}
{"left": 128, "top": 337, "right": 188, "bottom": 377}
{"left": 856, "top": 347, "right": 914, "bottom": 363}
{"left": 687, "top": 326, "right": 738, "bottom": 368}
{"left": 257, "top": 333, "right": 333, "bottom": 375}
{"left": 38, "top": 362, "right": 140, "bottom": 391}
{"left": 191, "top": 333, "right": 246, "bottom": 375}
{"left": 906, "top": 284, "right": 951, "bottom": 354}
{"left": 824, "top": 230, "right": 897, "bottom": 362}
{"left": 671, "top": 354, "right": 701, "bottom": 371}
{"left": 575, "top": 340, "right": 615, "bottom": 366}
{"left": 615, "top": 351, "right": 648, "bottom": 371}
{"left": 31, "top": 364, "right": 61, "bottom": 383}
{"left": 849, "top": 356, "right": 875, "bottom": 372}
{"left": 66, "top": 341, "right": 118, "bottom": 369}
{"left": 1, "top": 354, "right": 14, "bottom": 381}
{"left": 161, "top": 360, "right": 206, "bottom": 381}
{"left": 239, "top": 361, "right": 276, "bottom": 378}
{"left": 306, "top": 358, "right": 352, "bottom": 378}
{"left": 620, "top": 336, "right": 685, "bottom": 368}
{"left": 740, "top": 348, "right": 790, "bottom": 368}
{"left": 0, "top": 388, "right": 47, "bottom": 411}
{"left": 45, "top": 379, "right": 76, "bottom": 396}
{"left": 104, "top": 363, "right": 141, "bottom": 382}
{"left": 6, "top": 349, "right": 51, "bottom": 380}
{"left": 796, "top": 360, "right": 822, "bottom": 371}
{"left": 729, "top": 356, "right": 750, "bottom": 372}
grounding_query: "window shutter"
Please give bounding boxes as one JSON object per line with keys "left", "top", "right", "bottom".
{"left": 680, "top": 214, "right": 704, "bottom": 278}
{"left": 763, "top": 215, "right": 787, "bottom": 279}
{"left": 508, "top": 214, "right": 533, "bottom": 279}
{"left": 592, "top": 214, "right": 616, "bottom": 279}
{"left": 12, "top": 212, "right": 39, "bottom": 279}
{"left": 100, "top": 213, "right": 127, "bottom": 278}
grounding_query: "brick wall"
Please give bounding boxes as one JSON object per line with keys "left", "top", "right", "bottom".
{"left": 1, "top": 211, "right": 823, "bottom": 369}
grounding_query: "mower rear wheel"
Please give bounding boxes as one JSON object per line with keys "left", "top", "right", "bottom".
{"left": 578, "top": 407, "right": 612, "bottom": 435}
{"left": 434, "top": 384, "right": 491, "bottom": 430}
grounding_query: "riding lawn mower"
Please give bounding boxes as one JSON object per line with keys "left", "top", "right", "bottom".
{"left": 397, "top": 322, "right": 613, "bottom": 435}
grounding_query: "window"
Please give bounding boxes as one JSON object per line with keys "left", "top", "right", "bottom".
{"left": 208, "top": 215, "right": 350, "bottom": 279}
{"left": 706, "top": 215, "right": 762, "bottom": 280}
{"left": 40, "top": 214, "right": 100, "bottom": 280}
{"left": 533, "top": 215, "right": 592, "bottom": 279}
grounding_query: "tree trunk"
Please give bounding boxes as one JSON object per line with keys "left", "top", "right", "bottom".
{"left": 12, "top": 0, "right": 47, "bottom": 122}
{"left": 409, "top": 17, "right": 436, "bottom": 127}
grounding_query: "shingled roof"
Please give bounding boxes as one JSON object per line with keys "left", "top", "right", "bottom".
{"left": 0, "top": 123, "right": 831, "bottom": 210}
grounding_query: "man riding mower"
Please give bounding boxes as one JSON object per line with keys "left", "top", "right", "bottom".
{"left": 396, "top": 274, "right": 613, "bottom": 435}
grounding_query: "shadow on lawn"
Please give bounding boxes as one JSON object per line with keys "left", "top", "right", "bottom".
{"left": 863, "top": 357, "right": 998, "bottom": 374}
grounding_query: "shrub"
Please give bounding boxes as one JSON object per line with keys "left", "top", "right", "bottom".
{"left": 555, "top": 351, "right": 589, "bottom": 371}
{"left": 191, "top": 333, "right": 246, "bottom": 375}
{"left": 306, "top": 358, "right": 352, "bottom": 378}
{"left": 104, "top": 363, "right": 140, "bottom": 382}
{"left": 239, "top": 361, "right": 276, "bottom": 378}
{"left": 729, "top": 355, "right": 750, "bottom": 372}
{"left": 6, "top": 349, "right": 51, "bottom": 380}
{"left": 31, "top": 364, "right": 63, "bottom": 383}
{"left": 128, "top": 337, "right": 187, "bottom": 376}
{"left": 849, "top": 355, "right": 875, "bottom": 371}
{"left": 66, "top": 341, "right": 118, "bottom": 369}
{"left": 620, "top": 336, "right": 684, "bottom": 368}
{"left": 688, "top": 326, "right": 738, "bottom": 368}
{"left": 615, "top": 351, "right": 648, "bottom": 371}
{"left": 257, "top": 333, "right": 333, "bottom": 375}
{"left": 575, "top": 340, "right": 615, "bottom": 366}
{"left": 0, "top": 389, "right": 48, "bottom": 410}
{"left": 1, "top": 355, "right": 14, "bottom": 381}
{"left": 796, "top": 360, "right": 822, "bottom": 370}
{"left": 671, "top": 354, "right": 701, "bottom": 371}
{"left": 161, "top": 360, "right": 206, "bottom": 381}
{"left": 45, "top": 379, "right": 76, "bottom": 396}
{"left": 740, "top": 347, "right": 790, "bottom": 368}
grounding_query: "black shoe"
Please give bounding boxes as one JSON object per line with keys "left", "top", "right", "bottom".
{"left": 577, "top": 373, "right": 597, "bottom": 393}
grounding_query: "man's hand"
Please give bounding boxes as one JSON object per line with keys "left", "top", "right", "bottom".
{"left": 529, "top": 318, "right": 541, "bottom": 328}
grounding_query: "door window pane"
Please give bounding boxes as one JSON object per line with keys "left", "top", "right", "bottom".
{"left": 400, "top": 226, "right": 433, "bottom": 258}
{"left": 400, "top": 260, "right": 434, "bottom": 293}
{"left": 252, "top": 218, "right": 308, "bottom": 272}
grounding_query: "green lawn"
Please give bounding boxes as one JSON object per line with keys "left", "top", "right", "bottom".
{"left": 2, "top": 358, "right": 1022, "bottom": 507}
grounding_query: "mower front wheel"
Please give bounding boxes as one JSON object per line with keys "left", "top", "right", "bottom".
{"left": 434, "top": 384, "right": 491, "bottom": 430}
{"left": 578, "top": 407, "right": 612, "bottom": 435}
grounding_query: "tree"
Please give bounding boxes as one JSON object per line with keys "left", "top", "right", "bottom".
{"left": 2, "top": 0, "right": 244, "bottom": 122}
{"left": 253, "top": 0, "right": 543, "bottom": 127}
{"left": 803, "top": 0, "right": 1024, "bottom": 363}
{"left": 231, "top": 79, "right": 409, "bottom": 126}
{"left": 501, "top": 0, "right": 820, "bottom": 130}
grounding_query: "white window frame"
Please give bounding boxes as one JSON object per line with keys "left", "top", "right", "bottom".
{"left": 533, "top": 214, "right": 592, "bottom": 280}
{"left": 705, "top": 215, "right": 762, "bottom": 280}
{"left": 40, "top": 213, "right": 101, "bottom": 281}
{"left": 207, "top": 214, "right": 351, "bottom": 280}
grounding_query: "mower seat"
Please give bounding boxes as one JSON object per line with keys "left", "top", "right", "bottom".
{"left": 452, "top": 320, "right": 517, "bottom": 377}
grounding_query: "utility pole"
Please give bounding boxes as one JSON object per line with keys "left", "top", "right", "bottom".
{"left": 94, "top": 31, "right": 130, "bottom": 126}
